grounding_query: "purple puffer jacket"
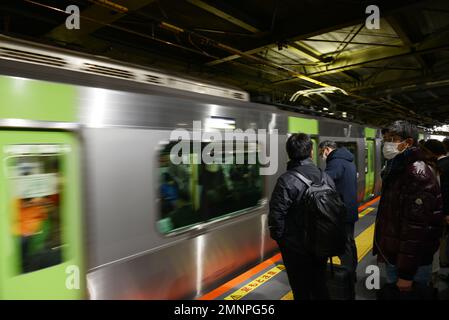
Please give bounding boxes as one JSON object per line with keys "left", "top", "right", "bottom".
{"left": 373, "top": 147, "right": 445, "bottom": 280}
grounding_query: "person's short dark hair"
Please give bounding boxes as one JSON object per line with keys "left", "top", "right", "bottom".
{"left": 286, "top": 133, "right": 312, "bottom": 161}
{"left": 424, "top": 139, "right": 447, "bottom": 157}
{"left": 319, "top": 140, "right": 337, "bottom": 150}
{"left": 385, "top": 120, "right": 419, "bottom": 146}
{"left": 443, "top": 138, "right": 449, "bottom": 153}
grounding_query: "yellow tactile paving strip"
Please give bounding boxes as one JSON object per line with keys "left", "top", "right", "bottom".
{"left": 282, "top": 221, "right": 376, "bottom": 300}
{"left": 224, "top": 265, "right": 286, "bottom": 300}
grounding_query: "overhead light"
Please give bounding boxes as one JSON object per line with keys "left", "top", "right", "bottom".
{"left": 289, "top": 86, "right": 348, "bottom": 102}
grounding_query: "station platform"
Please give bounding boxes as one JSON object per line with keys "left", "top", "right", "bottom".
{"left": 198, "top": 197, "right": 382, "bottom": 300}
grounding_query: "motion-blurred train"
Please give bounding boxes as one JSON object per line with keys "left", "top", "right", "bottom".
{"left": 0, "top": 36, "right": 407, "bottom": 299}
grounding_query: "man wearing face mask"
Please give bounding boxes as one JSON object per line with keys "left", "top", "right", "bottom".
{"left": 374, "top": 120, "right": 445, "bottom": 295}
{"left": 319, "top": 140, "right": 358, "bottom": 297}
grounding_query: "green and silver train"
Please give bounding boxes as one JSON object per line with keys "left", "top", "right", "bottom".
{"left": 0, "top": 36, "right": 389, "bottom": 299}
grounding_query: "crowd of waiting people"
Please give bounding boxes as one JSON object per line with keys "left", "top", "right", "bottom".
{"left": 269, "top": 120, "right": 449, "bottom": 300}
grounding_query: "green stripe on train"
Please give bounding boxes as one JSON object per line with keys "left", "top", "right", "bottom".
{"left": 0, "top": 76, "right": 77, "bottom": 122}
{"left": 365, "top": 127, "right": 377, "bottom": 139}
{"left": 288, "top": 117, "right": 318, "bottom": 135}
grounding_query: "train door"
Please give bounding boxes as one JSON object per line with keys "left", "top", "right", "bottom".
{"left": 364, "top": 139, "right": 376, "bottom": 201}
{"left": 0, "top": 130, "right": 84, "bottom": 299}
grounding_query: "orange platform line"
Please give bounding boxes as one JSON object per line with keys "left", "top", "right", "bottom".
{"left": 358, "top": 196, "right": 380, "bottom": 212}
{"left": 198, "top": 253, "right": 282, "bottom": 300}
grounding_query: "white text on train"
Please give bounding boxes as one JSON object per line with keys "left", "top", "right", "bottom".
{"left": 169, "top": 121, "right": 279, "bottom": 175}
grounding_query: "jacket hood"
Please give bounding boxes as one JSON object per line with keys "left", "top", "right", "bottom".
{"left": 327, "top": 147, "right": 354, "bottom": 163}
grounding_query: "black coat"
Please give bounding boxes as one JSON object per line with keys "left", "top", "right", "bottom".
{"left": 437, "top": 156, "right": 449, "bottom": 216}
{"left": 268, "top": 158, "right": 336, "bottom": 254}
{"left": 325, "top": 147, "right": 359, "bottom": 223}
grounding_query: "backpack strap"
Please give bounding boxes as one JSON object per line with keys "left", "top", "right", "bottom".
{"left": 289, "top": 170, "right": 313, "bottom": 187}
{"left": 319, "top": 168, "right": 326, "bottom": 184}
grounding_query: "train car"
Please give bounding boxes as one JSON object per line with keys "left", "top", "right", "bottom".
{"left": 0, "top": 36, "right": 383, "bottom": 300}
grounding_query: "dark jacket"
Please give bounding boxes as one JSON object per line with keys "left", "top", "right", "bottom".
{"left": 325, "top": 147, "right": 359, "bottom": 223}
{"left": 437, "top": 156, "right": 449, "bottom": 216}
{"left": 268, "top": 158, "right": 336, "bottom": 254}
{"left": 374, "top": 147, "right": 445, "bottom": 280}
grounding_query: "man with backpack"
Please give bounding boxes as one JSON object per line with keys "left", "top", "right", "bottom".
{"left": 268, "top": 133, "right": 347, "bottom": 300}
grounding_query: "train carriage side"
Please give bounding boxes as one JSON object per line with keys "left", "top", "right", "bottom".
{"left": 79, "top": 86, "right": 287, "bottom": 300}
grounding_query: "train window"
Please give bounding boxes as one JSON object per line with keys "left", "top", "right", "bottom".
{"left": 6, "top": 145, "right": 65, "bottom": 274}
{"left": 157, "top": 141, "right": 264, "bottom": 234}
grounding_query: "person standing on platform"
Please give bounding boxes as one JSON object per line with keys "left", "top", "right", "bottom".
{"left": 268, "top": 133, "right": 341, "bottom": 300}
{"left": 374, "top": 121, "right": 445, "bottom": 292}
{"left": 319, "top": 141, "right": 359, "bottom": 296}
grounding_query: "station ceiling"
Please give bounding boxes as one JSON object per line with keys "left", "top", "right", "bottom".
{"left": 1, "top": 0, "right": 449, "bottom": 128}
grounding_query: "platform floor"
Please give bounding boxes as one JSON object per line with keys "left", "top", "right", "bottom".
{"left": 199, "top": 198, "right": 449, "bottom": 300}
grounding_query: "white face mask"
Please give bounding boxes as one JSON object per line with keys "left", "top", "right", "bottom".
{"left": 382, "top": 142, "right": 402, "bottom": 160}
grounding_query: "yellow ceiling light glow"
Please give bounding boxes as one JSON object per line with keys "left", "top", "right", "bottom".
{"left": 295, "top": 74, "right": 330, "bottom": 87}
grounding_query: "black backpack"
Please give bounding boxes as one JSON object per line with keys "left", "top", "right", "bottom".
{"left": 290, "top": 169, "right": 347, "bottom": 258}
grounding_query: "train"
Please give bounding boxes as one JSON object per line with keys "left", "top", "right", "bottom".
{"left": 0, "top": 35, "right": 412, "bottom": 299}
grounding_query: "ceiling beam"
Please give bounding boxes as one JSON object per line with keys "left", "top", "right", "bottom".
{"left": 191, "top": 1, "right": 325, "bottom": 67}
{"left": 46, "top": 0, "right": 156, "bottom": 44}
{"left": 273, "top": 37, "right": 449, "bottom": 85}
{"left": 206, "top": 45, "right": 274, "bottom": 66}
{"left": 385, "top": 15, "right": 430, "bottom": 71}
{"left": 186, "top": 0, "right": 260, "bottom": 33}
{"left": 351, "top": 73, "right": 449, "bottom": 95}
{"left": 204, "top": 0, "right": 426, "bottom": 67}
{"left": 287, "top": 42, "right": 321, "bottom": 63}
